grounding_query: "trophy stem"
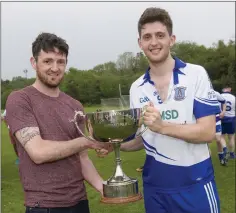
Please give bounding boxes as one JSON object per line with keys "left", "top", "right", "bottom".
{"left": 113, "top": 143, "right": 121, "bottom": 165}
{"left": 107, "top": 142, "right": 130, "bottom": 184}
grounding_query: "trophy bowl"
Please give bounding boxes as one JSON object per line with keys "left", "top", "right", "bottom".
{"left": 71, "top": 108, "right": 147, "bottom": 204}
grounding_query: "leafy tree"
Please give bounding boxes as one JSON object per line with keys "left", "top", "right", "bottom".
{"left": 1, "top": 39, "right": 235, "bottom": 108}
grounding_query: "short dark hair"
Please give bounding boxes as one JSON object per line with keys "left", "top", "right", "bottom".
{"left": 32, "top": 32, "right": 69, "bottom": 60}
{"left": 138, "top": 7, "right": 173, "bottom": 37}
{"left": 224, "top": 83, "right": 232, "bottom": 88}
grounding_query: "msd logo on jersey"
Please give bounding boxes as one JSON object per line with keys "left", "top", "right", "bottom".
{"left": 161, "top": 110, "right": 179, "bottom": 120}
{"left": 140, "top": 96, "right": 150, "bottom": 103}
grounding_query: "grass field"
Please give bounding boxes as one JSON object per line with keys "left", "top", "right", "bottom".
{"left": 1, "top": 107, "right": 235, "bottom": 213}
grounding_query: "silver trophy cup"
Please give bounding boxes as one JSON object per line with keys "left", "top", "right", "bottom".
{"left": 71, "top": 108, "right": 147, "bottom": 204}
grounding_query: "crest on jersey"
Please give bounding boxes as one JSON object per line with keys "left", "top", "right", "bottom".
{"left": 174, "top": 87, "right": 186, "bottom": 101}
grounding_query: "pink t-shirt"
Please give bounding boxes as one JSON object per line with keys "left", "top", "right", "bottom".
{"left": 6, "top": 86, "right": 87, "bottom": 208}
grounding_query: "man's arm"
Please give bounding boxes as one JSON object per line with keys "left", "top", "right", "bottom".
{"left": 216, "top": 92, "right": 226, "bottom": 118}
{"left": 219, "top": 103, "right": 226, "bottom": 118}
{"left": 143, "top": 104, "right": 216, "bottom": 144}
{"left": 15, "top": 127, "right": 107, "bottom": 164}
{"left": 120, "top": 137, "right": 144, "bottom": 152}
{"left": 96, "top": 136, "right": 144, "bottom": 156}
{"left": 159, "top": 115, "right": 216, "bottom": 143}
{"left": 80, "top": 150, "right": 103, "bottom": 195}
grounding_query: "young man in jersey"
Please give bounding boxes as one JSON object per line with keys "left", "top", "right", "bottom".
{"left": 100, "top": 7, "right": 221, "bottom": 213}
{"left": 214, "top": 91, "right": 227, "bottom": 165}
{"left": 6, "top": 33, "right": 110, "bottom": 213}
{"left": 221, "top": 85, "right": 236, "bottom": 159}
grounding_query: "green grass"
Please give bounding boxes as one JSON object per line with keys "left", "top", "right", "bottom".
{"left": 1, "top": 108, "right": 235, "bottom": 213}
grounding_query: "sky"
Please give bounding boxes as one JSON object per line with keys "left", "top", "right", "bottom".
{"left": 1, "top": 1, "right": 235, "bottom": 80}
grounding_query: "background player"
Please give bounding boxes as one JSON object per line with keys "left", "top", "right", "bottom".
{"left": 214, "top": 91, "right": 227, "bottom": 165}
{"left": 221, "top": 85, "right": 236, "bottom": 159}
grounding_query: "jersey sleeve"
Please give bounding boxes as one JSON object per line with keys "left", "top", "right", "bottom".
{"left": 193, "top": 67, "right": 221, "bottom": 119}
{"left": 6, "top": 91, "right": 39, "bottom": 135}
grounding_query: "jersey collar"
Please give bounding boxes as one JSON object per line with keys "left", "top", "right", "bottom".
{"left": 139, "top": 56, "right": 186, "bottom": 87}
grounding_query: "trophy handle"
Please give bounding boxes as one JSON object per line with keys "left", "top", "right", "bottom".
{"left": 70, "top": 110, "right": 96, "bottom": 141}
{"left": 134, "top": 105, "right": 148, "bottom": 138}
{"left": 135, "top": 126, "right": 148, "bottom": 138}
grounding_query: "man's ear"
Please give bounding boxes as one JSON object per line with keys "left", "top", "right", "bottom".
{"left": 138, "top": 37, "right": 143, "bottom": 50}
{"left": 170, "top": 34, "right": 176, "bottom": 48}
{"left": 30, "top": 57, "right": 37, "bottom": 70}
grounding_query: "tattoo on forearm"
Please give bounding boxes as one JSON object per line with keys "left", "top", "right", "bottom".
{"left": 18, "top": 127, "right": 40, "bottom": 146}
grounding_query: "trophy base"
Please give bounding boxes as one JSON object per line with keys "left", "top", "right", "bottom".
{"left": 100, "top": 192, "right": 142, "bottom": 204}
{"left": 100, "top": 179, "right": 142, "bottom": 204}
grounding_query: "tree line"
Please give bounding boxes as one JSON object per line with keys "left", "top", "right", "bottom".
{"left": 1, "top": 40, "right": 235, "bottom": 109}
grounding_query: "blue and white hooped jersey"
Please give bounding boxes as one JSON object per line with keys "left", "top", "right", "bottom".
{"left": 129, "top": 57, "right": 220, "bottom": 192}
{"left": 221, "top": 92, "right": 236, "bottom": 123}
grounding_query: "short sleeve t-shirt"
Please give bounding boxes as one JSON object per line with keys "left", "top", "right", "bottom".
{"left": 6, "top": 86, "right": 87, "bottom": 208}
